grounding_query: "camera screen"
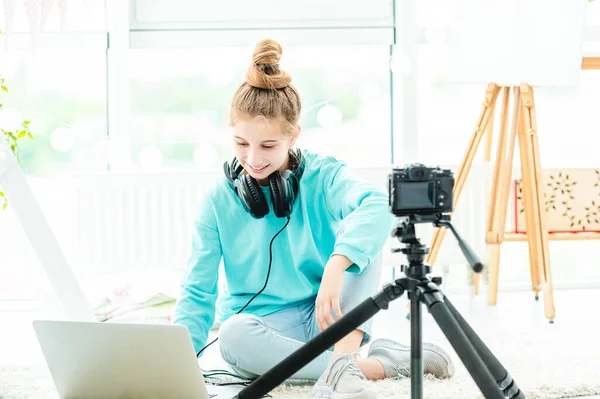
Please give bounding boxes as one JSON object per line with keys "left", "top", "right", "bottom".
{"left": 396, "top": 182, "right": 435, "bottom": 209}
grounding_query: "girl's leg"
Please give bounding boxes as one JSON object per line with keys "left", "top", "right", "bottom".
{"left": 218, "top": 302, "right": 332, "bottom": 381}
{"left": 305, "top": 252, "right": 383, "bottom": 349}
{"left": 308, "top": 254, "right": 385, "bottom": 397}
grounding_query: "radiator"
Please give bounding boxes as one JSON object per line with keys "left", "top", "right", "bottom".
{"left": 72, "top": 163, "right": 494, "bottom": 273}
{"left": 72, "top": 171, "right": 219, "bottom": 272}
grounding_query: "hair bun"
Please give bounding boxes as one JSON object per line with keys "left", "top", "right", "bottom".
{"left": 246, "top": 38, "right": 292, "bottom": 90}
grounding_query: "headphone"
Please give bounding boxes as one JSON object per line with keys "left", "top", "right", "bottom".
{"left": 223, "top": 149, "right": 305, "bottom": 219}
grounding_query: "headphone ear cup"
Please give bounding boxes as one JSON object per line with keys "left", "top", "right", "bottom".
{"left": 269, "top": 172, "right": 292, "bottom": 218}
{"left": 239, "top": 174, "right": 270, "bottom": 218}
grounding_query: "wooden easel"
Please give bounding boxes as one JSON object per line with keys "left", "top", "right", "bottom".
{"left": 426, "top": 83, "right": 557, "bottom": 321}
{"left": 425, "top": 58, "right": 600, "bottom": 323}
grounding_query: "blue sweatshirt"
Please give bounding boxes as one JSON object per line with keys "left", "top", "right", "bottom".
{"left": 172, "top": 149, "right": 396, "bottom": 355}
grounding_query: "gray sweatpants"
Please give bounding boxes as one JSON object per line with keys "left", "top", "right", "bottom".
{"left": 218, "top": 254, "right": 383, "bottom": 381}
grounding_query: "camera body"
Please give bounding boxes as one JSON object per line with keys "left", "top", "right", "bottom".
{"left": 388, "top": 163, "right": 454, "bottom": 216}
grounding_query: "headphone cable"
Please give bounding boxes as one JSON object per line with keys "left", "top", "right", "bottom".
{"left": 196, "top": 215, "right": 291, "bottom": 359}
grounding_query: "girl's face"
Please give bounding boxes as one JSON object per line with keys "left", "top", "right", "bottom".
{"left": 232, "top": 117, "right": 299, "bottom": 185}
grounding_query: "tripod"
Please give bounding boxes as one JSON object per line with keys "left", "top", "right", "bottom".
{"left": 235, "top": 214, "right": 525, "bottom": 399}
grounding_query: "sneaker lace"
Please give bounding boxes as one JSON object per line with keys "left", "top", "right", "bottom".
{"left": 392, "top": 364, "right": 410, "bottom": 379}
{"left": 346, "top": 361, "right": 366, "bottom": 380}
{"left": 327, "top": 354, "right": 366, "bottom": 388}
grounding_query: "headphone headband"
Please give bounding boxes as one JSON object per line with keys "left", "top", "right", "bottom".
{"left": 223, "top": 149, "right": 304, "bottom": 218}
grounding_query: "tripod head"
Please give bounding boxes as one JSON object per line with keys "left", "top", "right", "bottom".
{"left": 391, "top": 213, "right": 484, "bottom": 278}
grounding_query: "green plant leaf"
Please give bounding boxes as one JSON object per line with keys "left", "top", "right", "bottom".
{"left": 17, "top": 130, "right": 26, "bottom": 138}
{"left": 27, "top": 132, "right": 34, "bottom": 140}
{"left": 0, "top": 192, "right": 5, "bottom": 197}
{"left": 1, "top": 85, "right": 8, "bottom": 93}
{"left": 23, "top": 120, "right": 30, "bottom": 125}
{"left": 2, "top": 202, "right": 7, "bottom": 210}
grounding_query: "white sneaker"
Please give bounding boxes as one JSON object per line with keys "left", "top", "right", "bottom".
{"left": 312, "top": 353, "right": 377, "bottom": 399}
{"left": 367, "top": 338, "right": 455, "bottom": 379}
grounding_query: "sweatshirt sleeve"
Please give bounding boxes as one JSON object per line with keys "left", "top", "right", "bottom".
{"left": 172, "top": 194, "right": 222, "bottom": 356}
{"left": 322, "top": 160, "right": 396, "bottom": 273}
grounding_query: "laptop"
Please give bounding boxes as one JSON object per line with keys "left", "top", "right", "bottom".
{"left": 33, "top": 320, "right": 246, "bottom": 399}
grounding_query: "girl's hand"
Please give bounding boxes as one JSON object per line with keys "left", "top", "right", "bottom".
{"left": 315, "top": 255, "right": 352, "bottom": 332}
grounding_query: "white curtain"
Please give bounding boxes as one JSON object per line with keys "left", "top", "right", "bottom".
{"left": 3, "top": 0, "right": 79, "bottom": 51}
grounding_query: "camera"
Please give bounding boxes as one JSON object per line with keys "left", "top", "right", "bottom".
{"left": 388, "top": 163, "right": 454, "bottom": 216}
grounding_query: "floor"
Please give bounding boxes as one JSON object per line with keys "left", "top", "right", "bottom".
{"left": 1, "top": 286, "right": 600, "bottom": 399}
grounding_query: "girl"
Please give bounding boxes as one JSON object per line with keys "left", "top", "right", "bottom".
{"left": 173, "top": 39, "right": 453, "bottom": 399}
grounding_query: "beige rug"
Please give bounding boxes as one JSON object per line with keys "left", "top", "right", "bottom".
{"left": 269, "top": 316, "right": 600, "bottom": 398}
{"left": 2, "top": 314, "right": 600, "bottom": 398}
{"left": 273, "top": 323, "right": 600, "bottom": 398}
{"left": 2, "top": 368, "right": 599, "bottom": 399}
{"left": 273, "top": 378, "right": 600, "bottom": 399}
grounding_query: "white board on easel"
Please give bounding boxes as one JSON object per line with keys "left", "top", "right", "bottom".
{"left": 442, "top": 0, "right": 589, "bottom": 88}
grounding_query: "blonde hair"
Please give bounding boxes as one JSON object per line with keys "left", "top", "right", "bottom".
{"left": 229, "top": 39, "right": 302, "bottom": 136}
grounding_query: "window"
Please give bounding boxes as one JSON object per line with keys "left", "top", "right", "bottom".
{"left": 0, "top": 47, "right": 107, "bottom": 300}
{"left": 0, "top": 49, "right": 107, "bottom": 176}
{"left": 0, "top": 0, "right": 107, "bottom": 299}
{"left": 123, "top": 44, "right": 392, "bottom": 171}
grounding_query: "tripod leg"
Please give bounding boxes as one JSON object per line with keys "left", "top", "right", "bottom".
{"left": 488, "top": 87, "right": 521, "bottom": 306}
{"left": 421, "top": 289, "right": 505, "bottom": 399}
{"left": 442, "top": 294, "right": 526, "bottom": 399}
{"left": 410, "top": 293, "right": 423, "bottom": 399}
{"left": 519, "top": 85, "right": 555, "bottom": 321}
{"left": 427, "top": 84, "right": 502, "bottom": 267}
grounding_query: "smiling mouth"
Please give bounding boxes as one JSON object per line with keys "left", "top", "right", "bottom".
{"left": 247, "top": 164, "right": 269, "bottom": 173}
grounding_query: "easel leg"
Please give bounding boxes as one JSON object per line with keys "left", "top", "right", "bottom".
{"left": 517, "top": 86, "right": 543, "bottom": 298}
{"left": 473, "top": 96, "right": 496, "bottom": 296}
{"left": 485, "top": 88, "right": 511, "bottom": 304}
{"left": 487, "top": 245, "right": 501, "bottom": 305}
{"left": 487, "top": 87, "right": 520, "bottom": 306}
{"left": 484, "top": 104, "right": 495, "bottom": 163}
{"left": 427, "top": 84, "right": 501, "bottom": 266}
{"left": 519, "top": 85, "right": 555, "bottom": 321}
